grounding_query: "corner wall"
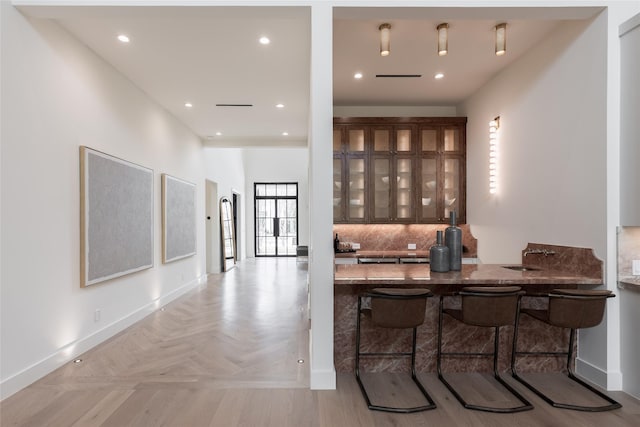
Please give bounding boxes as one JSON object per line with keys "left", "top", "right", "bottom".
{"left": 1, "top": 5, "right": 206, "bottom": 399}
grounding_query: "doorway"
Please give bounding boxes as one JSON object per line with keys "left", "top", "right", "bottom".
{"left": 254, "top": 183, "right": 298, "bottom": 257}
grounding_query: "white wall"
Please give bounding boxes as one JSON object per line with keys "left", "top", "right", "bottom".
{"left": 0, "top": 5, "right": 206, "bottom": 399}
{"left": 459, "top": 15, "right": 608, "bottom": 264}
{"left": 459, "top": 13, "right": 610, "bottom": 376}
{"left": 202, "top": 147, "right": 246, "bottom": 261}
{"left": 242, "top": 147, "right": 309, "bottom": 257}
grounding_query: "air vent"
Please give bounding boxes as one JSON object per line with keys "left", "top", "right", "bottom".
{"left": 375, "top": 74, "right": 422, "bottom": 78}
{"left": 215, "top": 104, "right": 253, "bottom": 107}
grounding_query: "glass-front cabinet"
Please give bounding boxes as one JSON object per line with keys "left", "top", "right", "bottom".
{"left": 371, "top": 126, "right": 416, "bottom": 223}
{"left": 333, "top": 126, "right": 368, "bottom": 223}
{"left": 334, "top": 117, "right": 466, "bottom": 224}
{"left": 417, "top": 124, "right": 465, "bottom": 223}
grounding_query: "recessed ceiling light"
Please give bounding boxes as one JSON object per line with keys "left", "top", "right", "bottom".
{"left": 215, "top": 132, "right": 222, "bottom": 136}
{"left": 276, "top": 103, "right": 284, "bottom": 109}
{"left": 73, "top": 358, "right": 83, "bottom": 364}
{"left": 434, "top": 73, "right": 445, "bottom": 79}
{"left": 259, "top": 36, "right": 270, "bottom": 45}
{"left": 282, "top": 132, "right": 289, "bottom": 136}
{"left": 184, "top": 102, "right": 193, "bottom": 108}
{"left": 117, "top": 34, "right": 130, "bottom": 43}
{"left": 354, "top": 72, "right": 363, "bottom": 79}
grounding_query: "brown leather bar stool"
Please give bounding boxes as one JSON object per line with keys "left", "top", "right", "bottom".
{"left": 511, "top": 289, "right": 621, "bottom": 411}
{"left": 355, "top": 288, "right": 437, "bottom": 413}
{"left": 437, "top": 286, "right": 533, "bottom": 413}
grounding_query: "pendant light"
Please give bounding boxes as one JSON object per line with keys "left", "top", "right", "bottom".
{"left": 379, "top": 23, "right": 391, "bottom": 57}
{"left": 495, "top": 23, "right": 507, "bottom": 56}
{"left": 437, "top": 23, "right": 449, "bottom": 56}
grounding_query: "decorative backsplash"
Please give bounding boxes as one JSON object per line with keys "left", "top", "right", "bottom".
{"left": 617, "top": 226, "right": 640, "bottom": 291}
{"left": 521, "top": 242, "right": 603, "bottom": 280}
{"left": 332, "top": 223, "right": 478, "bottom": 257}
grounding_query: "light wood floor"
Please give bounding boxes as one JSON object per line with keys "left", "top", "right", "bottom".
{"left": 2, "top": 258, "right": 639, "bottom": 426}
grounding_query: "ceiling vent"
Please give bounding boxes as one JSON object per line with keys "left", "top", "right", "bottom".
{"left": 215, "top": 104, "right": 253, "bottom": 107}
{"left": 375, "top": 74, "right": 422, "bottom": 78}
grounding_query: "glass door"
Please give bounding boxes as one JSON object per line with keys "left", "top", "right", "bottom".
{"left": 255, "top": 183, "right": 298, "bottom": 257}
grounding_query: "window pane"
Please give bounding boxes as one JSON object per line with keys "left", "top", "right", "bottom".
{"left": 255, "top": 184, "right": 265, "bottom": 196}
{"left": 396, "top": 129, "right": 412, "bottom": 152}
{"left": 373, "top": 129, "right": 390, "bottom": 151}
{"left": 287, "top": 184, "right": 297, "bottom": 196}
{"left": 333, "top": 129, "right": 342, "bottom": 152}
{"left": 444, "top": 128, "right": 460, "bottom": 151}
{"left": 421, "top": 129, "right": 437, "bottom": 151}
{"left": 266, "top": 184, "right": 276, "bottom": 196}
{"left": 348, "top": 130, "right": 365, "bottom": 152}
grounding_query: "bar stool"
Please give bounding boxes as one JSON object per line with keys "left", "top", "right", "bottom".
{"left": 511, "top": 289, "right": 621, "bottom": 411}
{"left": 437, "top": 286, "right": 533, "bottom": 413}
{"left": 355, "top": 288, "right": 437, "bottom": 413}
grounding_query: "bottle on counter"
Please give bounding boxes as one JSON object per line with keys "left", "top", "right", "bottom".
{"left": 334, "top": 233, "right": 340, "bottom": 253}
{"left": 445, "top": 211, "right": 462, "bottom": 271}
{"left": 430, "top": 230, "right": 450, "bottom": 272}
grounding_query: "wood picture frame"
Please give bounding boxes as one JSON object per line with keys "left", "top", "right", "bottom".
{"left": 80, "top": 146, "right": 154, "bottom": 287}
{"left": 161, "top": 174, "right": 197, "bottom": 263}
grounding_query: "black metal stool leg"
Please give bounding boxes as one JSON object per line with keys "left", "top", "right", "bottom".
{"left": 355, "top": 294, "right": 436, "bottom": 413}
{"left": 438, "top": 294, "right": 532, "bottom": 413}
{"left": 512, "top": 324, "right": 621, "bottom": 412}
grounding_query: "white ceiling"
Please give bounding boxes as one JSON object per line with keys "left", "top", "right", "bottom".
{"left": 18, "top": 4, "right": 603, "bottom": 147}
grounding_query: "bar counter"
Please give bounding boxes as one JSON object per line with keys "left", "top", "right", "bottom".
{"left": 334, "top": 260, "right": 603, "bottom": 374}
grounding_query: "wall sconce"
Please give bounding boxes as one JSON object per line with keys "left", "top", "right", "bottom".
{"left": 495, "top": 23, "right": 507, "bottom": 56}
{"left": 379, "top": 23, "right": 391, "bottom": 57}
{"left": 489, "top": 117, "right": 500, "bottom": 194}
{"left": 437, "top": 23, "right": 449, "bottom": 56}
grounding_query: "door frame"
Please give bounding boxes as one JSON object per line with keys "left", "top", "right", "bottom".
{"left": 254, "top": 182, "right": 299, "bottom": 257}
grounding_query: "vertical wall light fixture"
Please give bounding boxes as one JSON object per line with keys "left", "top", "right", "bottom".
{"left": 489, "top": 117, "right": 500, "bottom": 194}
{"left": 437, "top": 23, "right": 449, "bottom": 56}
{"left": 379, "top": 23, "right": 391, "bottom": 56}
{"left": 495, "top": 23, "right": 507, "bottom": 56}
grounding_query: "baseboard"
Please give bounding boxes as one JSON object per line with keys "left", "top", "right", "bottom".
{"left": 0, "top": 275, "right": 206, "bottom": 401}
{"left": 310, "top": 367, "right": 337, "bottom": 390}
{"left": 575, "top": 357, "right": 623, "bottom": 391}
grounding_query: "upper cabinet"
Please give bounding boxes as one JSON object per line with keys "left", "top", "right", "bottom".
{"left": 333, "top": 117, "right": 467, "bottom": 224}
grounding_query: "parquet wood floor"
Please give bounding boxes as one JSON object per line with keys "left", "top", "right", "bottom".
{"left": 1, "top": 258, "right": 639, "bottom": 426}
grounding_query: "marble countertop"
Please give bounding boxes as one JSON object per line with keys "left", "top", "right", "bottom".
{"left": 334, "top": 263, "right": 602, "bottom": 286}
{"left": 618, "top": 276, "right": 640, "bottom": 293}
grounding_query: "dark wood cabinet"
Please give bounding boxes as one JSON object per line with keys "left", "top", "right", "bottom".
{"left": 333, "top": 117, "right": 467, "bottom": 224}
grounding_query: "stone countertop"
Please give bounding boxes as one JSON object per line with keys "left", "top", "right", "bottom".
{"left": 334, "top": 263, "right": 602, "bottom": 286}
{"left": 618, "top": 276, "right": 640, "bottom": 292}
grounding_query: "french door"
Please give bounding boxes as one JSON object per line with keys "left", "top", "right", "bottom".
{"left": 254, "top": 183, "right": 298, "bottom": 257}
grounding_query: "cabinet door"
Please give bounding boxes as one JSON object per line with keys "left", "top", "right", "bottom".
{"left": 371, "top": 156, "right": 391, "bottom": 222}
{"left": 347, "top": 157, "right": 367, "bottom": 222}
{"left": 395, "top": 156, "right": 415, "bottom": 221}
{"left": 418, "top": 157, "right": 438, "bottom": 222}
{"left": 443, "top": 156, "right": 464, "bottom": 222}
{"left": 333, "top": 156, "right": 345, "bottom": 222}
{"left": 346, "top": 127, "right": 367, "bottom": 154}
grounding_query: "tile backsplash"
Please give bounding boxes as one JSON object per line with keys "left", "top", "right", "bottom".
{"left": 618, "top": 226, "right": 640, "bottom": 291}
{"left": 332, "top": 223, "right": 478, "bottom": 257}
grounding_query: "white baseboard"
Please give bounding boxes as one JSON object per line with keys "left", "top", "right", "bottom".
{"left": 575, "top": 357, "right": 623, "bottom": 391}
{"left": 0, "top": 275, "right": 206, "bottom": 401}
{"left": 310, "top": 368, "right": 337, "bottom": 390}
